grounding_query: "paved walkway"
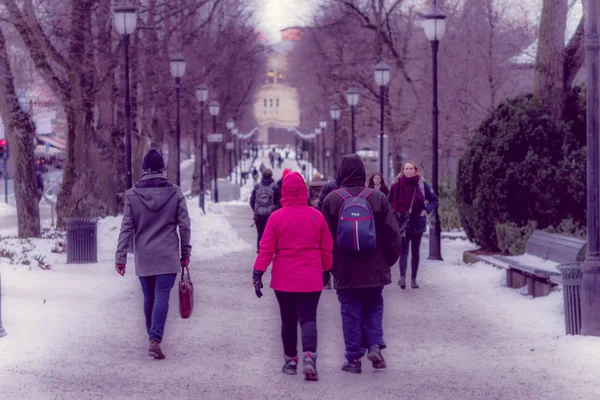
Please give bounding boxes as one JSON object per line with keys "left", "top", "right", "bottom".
{"left": 1, "top": 192, "right": 600, "bottom": 399}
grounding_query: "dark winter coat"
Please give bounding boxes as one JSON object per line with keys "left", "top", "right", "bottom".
{"left": 317, "top": 180, "right": 338, "bottom": 211}
{"left": 250, "top": 177, "right": 281, "bottom": 215}
{"left": 321, "top": 154, "right": 402, "bottom": 289}
{"left": 115, "top": 173, "right": 191, "bottom": 277}
{"left": 389, "top": 178, "right": 439, "bottom": 235}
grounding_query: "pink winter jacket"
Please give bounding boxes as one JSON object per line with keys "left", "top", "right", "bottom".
{"left": 253, "top": 171, "right": 334, "bottom": 292}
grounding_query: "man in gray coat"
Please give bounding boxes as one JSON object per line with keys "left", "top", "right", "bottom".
{"left": 115, "top": 149, "right": 191, "bottom": 360}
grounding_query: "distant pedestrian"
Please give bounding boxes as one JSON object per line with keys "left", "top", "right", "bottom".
{"left": 321, "top": 154, "right": 401, "bottom": 374}
{"left": 35, "top": 167, "right": 44, "bottom": 201}
{"left": 368, "top": 172, "right": 389, "bottom": 196}
{"left": 250, "top": 168, "right": 280, "bottom": 251}
{"left": 269, "top": 152, "right": 275, "bottom": 169}
{"left": 259, "top": 162, "right": 266, "bottom": 173}
{"left": 252, "top": 171, "right": 334, "bottom": 381}
{"left": 115, "top": 149, "right": 191, "bottom": 360}
{"left": 252, "top": 167, "right": 259, "bottom": 185}
{"left": 388, "top": 160, "right": 438, "bottom": 289}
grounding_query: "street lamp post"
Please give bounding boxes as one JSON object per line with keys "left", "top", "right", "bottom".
{"left": 170, "top": 54, "right": 187, "bottom": 187}
{"left": 232, "top": 127, "right": 239, "bottom": 184}
{"left": 209, "top": 100, "right": 220, "bottom": 202}
{"left": 226, "top": 118, "right": 235, "bottom": 182}
{"left": 580, "top": 0, "right": 600, "bottom": 336}
{"left": 374, "top": 59, "right": 391, "bottom": 176}
{"left": 346, "top": 87, "right": 360, "bottom": 153}
{"left": 423, "top": 2, "right": 446, "bottom": 261}
{"left": 113, "top": 3, "right": 138, "bottom": 189}
{"left": 330, "top": 104, "right": 340, "bottom": 178}
{"left": 314, "top": 128, "right": 322, "bottom": 179}
{"left": 195, "top": 84, "right": 208, "bottom": 213}
{"left": 319, "top": 120, "right": 327, "bottom": 177}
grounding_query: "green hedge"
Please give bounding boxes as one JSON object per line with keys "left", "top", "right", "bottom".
{"left": 457, "top": 92, "right": 586, "bottom": 250}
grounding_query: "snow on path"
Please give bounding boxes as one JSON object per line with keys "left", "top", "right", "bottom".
{"left": 1, "top": 203, "right": 600, "bottom": 399}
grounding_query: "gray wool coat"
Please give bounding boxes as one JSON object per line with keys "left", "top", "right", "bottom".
{"left": 115, "top": 173, "right": 192, "bottom": 277}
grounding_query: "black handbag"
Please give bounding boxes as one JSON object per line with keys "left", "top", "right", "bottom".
{"left": 395, "top": 188, "right": 416, "bottom": 239}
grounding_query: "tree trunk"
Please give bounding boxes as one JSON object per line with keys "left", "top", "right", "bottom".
{"left": 534, "top": 0, "right": 568, "bottom": 119}
{"left": 0, "top": 26, "right": 40, "bottom": 237}
{"left": 95, "top": 0, "right": 123, "bottom": 216}
{"left": 56, "top": 1, "right": 107, "bottom": 223}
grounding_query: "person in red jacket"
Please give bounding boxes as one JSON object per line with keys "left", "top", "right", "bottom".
{"left": 252, "top": 171, "right": 334, "bottom": 382}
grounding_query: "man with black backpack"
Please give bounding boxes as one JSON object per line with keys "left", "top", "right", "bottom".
{"left": 321, "top": 154, "right": 402, "bottom": 374}
{"left": 250, "top": 169, "right": 281, "bottom": 251}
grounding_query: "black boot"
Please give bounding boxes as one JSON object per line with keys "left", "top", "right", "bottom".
{"left": 341, "top": 359, "right": 362, "bottom": 374}
{"left": 367, "top": 345, "right": 386, "bottom": 369}
{"left": 282, "top": 355, "right": 297, "bottom": 375}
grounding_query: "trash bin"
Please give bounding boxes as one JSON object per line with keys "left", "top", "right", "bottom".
{"left": 65, "top": 217, "right": 98, "bottom": 264}
{"left": 557, "top": 263, "right": 582, "bottom": 335}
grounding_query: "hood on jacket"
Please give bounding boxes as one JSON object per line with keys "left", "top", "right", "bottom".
{"left": 339, "top": 154, "right": 366, "bottom": 188}
{"left": 132, "top": 174, "right": 178, "bottom": 211}
{"left": 261, "top": 177, "right": 275, "bottom": 186}
{"left": 281, "top": 171, "right": 308, "bottom": 207}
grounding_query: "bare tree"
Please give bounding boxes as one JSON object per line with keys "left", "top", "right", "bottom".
{"left": 0, "top": 24, "right": 40, "bottom": 237}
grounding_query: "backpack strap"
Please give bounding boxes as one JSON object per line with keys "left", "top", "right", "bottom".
{"left": 334, "top": 188, "right": 352, "bottom": 200}
{"left": 358, "top": 188, "right": 375, "bottom": 199}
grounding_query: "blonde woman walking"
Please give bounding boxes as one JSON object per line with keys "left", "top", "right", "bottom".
{"left": 388, "top": 161, "right": 438, "bottom": 289}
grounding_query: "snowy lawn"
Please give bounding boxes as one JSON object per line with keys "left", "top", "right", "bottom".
{"left": 0, "top": 199, "right": 250, "bottom": 364}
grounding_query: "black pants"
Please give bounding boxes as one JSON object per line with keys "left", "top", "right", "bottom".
{"left": 255, "top": 217, "right": 268, "bottom": 250}
{"left": 275, "top": 291, "right": 321, "bottom": 357}
{"left": 399, "top": 233, "right": 423, "bottom": 279}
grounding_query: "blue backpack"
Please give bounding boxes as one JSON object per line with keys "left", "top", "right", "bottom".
{"left": 334, "top": 188, "right": 376, "bottom": 251}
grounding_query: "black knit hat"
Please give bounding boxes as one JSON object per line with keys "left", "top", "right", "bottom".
{"left": 142, "top": 149, "right": 165, "bottom": 172}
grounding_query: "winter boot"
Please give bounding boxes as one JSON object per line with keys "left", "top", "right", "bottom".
{"left": 398, "top": 277, "right": 406, "bottom": 290}
{"left": 367, "top": 345, "right": 386, "bottom": 369}
{"left": 302, "top": 352, "right": 318, "bottom": 381}
{"left": 148, "top": 340, "right": 166, "bottom": 360}
{"left": 282, "top": 355, "right": 298, "bottom": 375}
{"left": 341, "top": 359, "right": 362, "bottom": 374}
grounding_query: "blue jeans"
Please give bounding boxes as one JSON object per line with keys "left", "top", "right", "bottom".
{"left": 337, "top": 287, "right": 386, "bottom": 361}
{"left": 139, "top": 274, "right": 177, "bottom": 343}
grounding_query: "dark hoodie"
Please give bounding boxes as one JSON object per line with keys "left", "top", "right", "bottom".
{"left": 115, "top": 173, "right": 191, "bottom": 277}
{"left": 321, "top": 154, "right": 402, "bottom": 289}
{"left": 250, "top": 176, "right": 281, "bottom": 213}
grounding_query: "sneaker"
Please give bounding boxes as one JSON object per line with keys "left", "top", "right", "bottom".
{"left": 282, "top": 355, "right": 298, "bottom": 375}
{"left": 367, "top": 345, "right": 386, "bottom": 369}
{"left": 341, "top": 359, "right": 362, "bottom": 374}
{"left": 302, "top": 352, "right": 318, "bottom": 381}
{"left": 148, "top": 340, "right": 166, "bottom": 360}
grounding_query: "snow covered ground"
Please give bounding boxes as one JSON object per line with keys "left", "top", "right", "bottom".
{"left": 1, "top": 151, "right": 600, "bottom": 399}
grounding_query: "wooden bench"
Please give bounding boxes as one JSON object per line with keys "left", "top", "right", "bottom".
{"left": 493, "top": 230, "right": 586, "bottom": 297}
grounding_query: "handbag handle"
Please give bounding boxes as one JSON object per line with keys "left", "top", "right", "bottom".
{"left": 181, "top": 265, "right": 190, "bottom": 279}
{"left": 408, "top": 189, "right": 416, "bottom": 214}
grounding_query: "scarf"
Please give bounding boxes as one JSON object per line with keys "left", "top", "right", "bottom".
{"left": 393, "top": 175, "right": 425, "bottom": 215}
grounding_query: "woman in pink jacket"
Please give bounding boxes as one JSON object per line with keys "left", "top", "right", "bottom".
{"left": 252, "top": 171, "right": 334, "bottom": 382}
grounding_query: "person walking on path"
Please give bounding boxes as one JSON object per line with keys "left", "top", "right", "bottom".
{"left": 250, "top": 168, "right": 281, "bottom": 251}
{"left": 388, "top": 160, "right": 439, "bottom": 289}
{"left": 320, "top": 154, "right": 402, "bottom": 374}
{"left": 368, "top": 172, "right": 389, "bottom": 196}
{"left": 252, "top": 171, "right": 334, "bottom": 381}
{"left": 115, "top": 149, "right": 192, "bottom": 360}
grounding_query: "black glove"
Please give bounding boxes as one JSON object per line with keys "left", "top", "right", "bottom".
{"left": 252, "top": 270, "right": 264, "bottom": 298}
{"left": 323, "top": 271, "right": 331, "bottom": 287}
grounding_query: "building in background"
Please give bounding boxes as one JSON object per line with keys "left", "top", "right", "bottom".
{"left": 253, "top": 27, "right": 302, "bottom": 146}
